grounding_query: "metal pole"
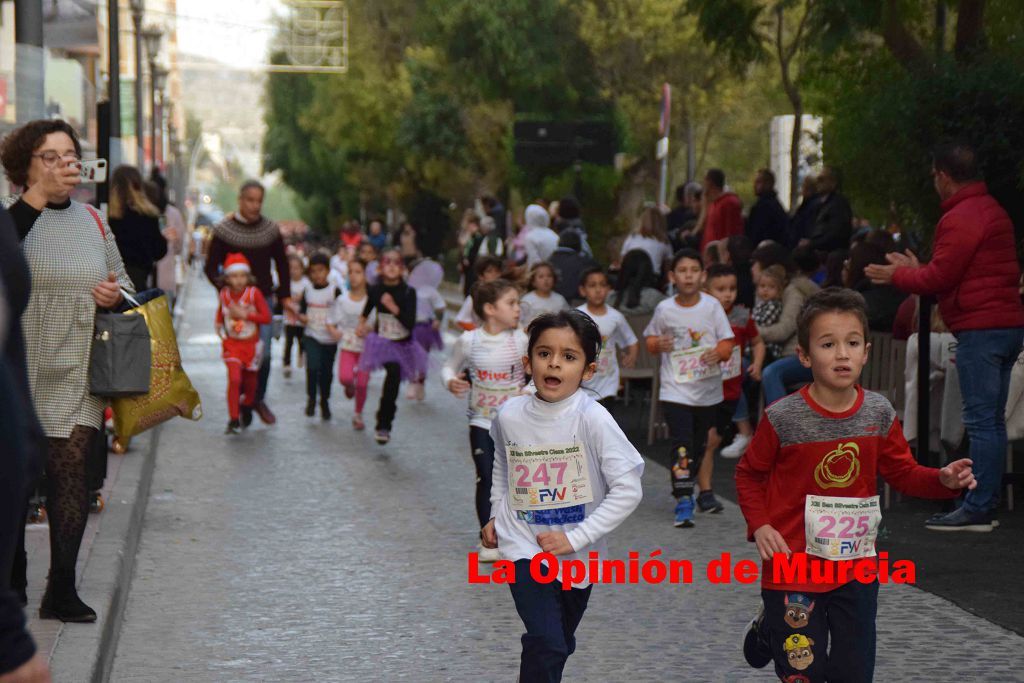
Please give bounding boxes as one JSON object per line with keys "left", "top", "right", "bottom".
{"left": 916, "top": 296, "right": 933, "bottom": 466}
{"left": 98, "top": 0, "right": 123, "bottom": 207}
{"left": 149, "top": 61, "right": 157, "bottom": 172}
{"left": 132, "top": 5, "right": 145, "bottom": 168}
{"left": 14, "top": 0, "right": 45, "bottom": 123}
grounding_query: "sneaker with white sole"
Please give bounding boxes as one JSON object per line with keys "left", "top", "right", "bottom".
{"left": 721, "top": 433, "right": 751, "bottom": 458}
{"left": 374, "top": 429, "right": 390, "bottom": 445}
{"left": 925, "top": 506, "right": 994, "bottom": 532}
{"left": 478, "top": 544, "right": 500, "bottom": 563}
{"left": 673, "top": 496, "right": 695, "bottom": 528}
{"left": 742, "top": 603, "right": 772, "bottom": 668}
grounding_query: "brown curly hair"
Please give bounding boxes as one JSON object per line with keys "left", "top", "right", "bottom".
{"left": 0, "top": 119, "right": 82, "bottom": 187}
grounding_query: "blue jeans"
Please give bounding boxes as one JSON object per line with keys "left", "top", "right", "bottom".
{"left": 955, "top": 327, "right": 1024, "bottom": 514}
{"left": 256, "top": 322, "right": 273, "bottom": 403}
{"left": 762, "top": 354, "right": 814, "bottom": 405}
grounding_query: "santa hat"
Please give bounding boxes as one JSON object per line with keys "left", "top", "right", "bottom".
{"left": 223, "top": 253, "right": 251, "bottom": 275}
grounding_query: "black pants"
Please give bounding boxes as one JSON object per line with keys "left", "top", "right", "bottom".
{"left": 662, "top": 402, "right": 717, "bottom": 498}
{"left": 509, "top": 559, "right": 593, "bottom": 683}
{"left": 283, "top": 325, "right": 304, "bottom": 367}
{"left": 302, "top": 337, "right": 337, "bottom": 403}
{"left": 375, "top": 362, "right": 402, "bottom": 432}
{"left": 762, "top": 580, "right": 879, "bottom": 683}
{"left": 469, "top": 426, "right": 495, "bottom": 528}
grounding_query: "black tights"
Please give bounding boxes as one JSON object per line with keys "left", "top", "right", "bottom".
{"left": 46, "top": 426, "right": 95, "bottom": 580}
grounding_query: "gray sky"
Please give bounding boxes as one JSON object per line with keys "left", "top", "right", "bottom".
{"left": 175, "top": 0, "right": 283, "bottom": 69}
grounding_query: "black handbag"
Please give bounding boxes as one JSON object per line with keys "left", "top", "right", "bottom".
{"left": 89, "top": 289, "right": 152, "bottom": 397}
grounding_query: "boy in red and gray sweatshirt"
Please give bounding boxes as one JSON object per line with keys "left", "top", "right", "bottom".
{"left": 735, "top": 288, "right": 976, "bottom": 683}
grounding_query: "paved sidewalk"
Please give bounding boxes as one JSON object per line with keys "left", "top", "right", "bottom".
{"left": 102, "top": 277, "right": 1024, "bottom": 681}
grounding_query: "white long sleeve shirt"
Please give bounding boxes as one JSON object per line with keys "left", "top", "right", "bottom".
{"left": 441, "top": 328, "right": 528, "bottom": 430}
{"left": 489, "top": 389, "right": 644, "bottom": 585}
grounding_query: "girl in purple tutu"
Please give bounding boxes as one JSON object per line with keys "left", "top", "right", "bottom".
{"left": 356, "top": 247, "right": 427, "bottom": 444}
{"left": 403, "top": 224, "right": 447, "bottom": 401}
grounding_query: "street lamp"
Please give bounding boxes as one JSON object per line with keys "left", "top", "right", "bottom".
{"left": 129, "top": 0, "right": 145, "bottom": 167}
{"left": 152, "top": 65, "right": 169, "bottom": 168}
{"left": 142, "top": 25, "right": 164, "bottom": 173}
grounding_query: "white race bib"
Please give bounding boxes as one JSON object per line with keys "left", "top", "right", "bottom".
{"left": 378, "top": 313, "right": 408, "bottom": 340}
{"left": 306, "top": 307, "right": 328, "bottom": 333}
{"left": 804, "top": 495, "right": 882, "bottom": 560}
{"left": 670, "top": 346, "right": 721, "bottom": 384}
{"left": 340, "top": 329, "right": 363, "bottom": 352}
{"left": 721, "top": 345, "right": 742, "bottom": 380}
{"left": 507, "top": 442, "right": 594, "bottom": 511}
{"left": 470, "top": 383, "right": 520, "bottom": 421}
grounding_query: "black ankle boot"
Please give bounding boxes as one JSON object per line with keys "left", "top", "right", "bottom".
{"left": 40, "top": 572, "right": 97, "bottom": 623}
{"left": 320, "top": 399, "right": 331, "bottom": 421}
{"left": 305, "top": 398, "right": 315, "bottom": 416}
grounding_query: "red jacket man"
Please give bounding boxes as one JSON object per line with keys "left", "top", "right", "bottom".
{"left": 700, "top": 168, "right": 744, "bottom": 251}
{"left": 867, "top": 142, "right": 1024, "bottom": 530}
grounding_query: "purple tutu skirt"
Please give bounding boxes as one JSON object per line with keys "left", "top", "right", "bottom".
{"left": 412, "top": 321, "right": 444, "bottom": 352}
{"left": 358, "top": 333, "right": 429, "bottom": 382}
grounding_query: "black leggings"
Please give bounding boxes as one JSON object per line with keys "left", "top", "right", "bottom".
{"left": 663, "top": 402, "right": 717, "bottom": 498}
{"left": 375, "top": 362, "right": 402, "bottom": 432}
{"left": 283, "top": 325, "right": 304, "bottom": 367}
{"left": 46, "top": 425, "right": 96, "bottom": 580}
{"left": 469, "top": 426, "right": 495, "bottom": 528}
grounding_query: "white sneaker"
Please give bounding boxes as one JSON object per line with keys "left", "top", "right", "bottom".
{"left": 721, "top": 433, "right": 751, "bottom": 459}
{"left": 478, "top": 544, "right": 500, "bottom": 563}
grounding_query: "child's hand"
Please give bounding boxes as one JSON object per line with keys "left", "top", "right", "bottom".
{"left": 327, "top": 325, "right": 342, "bottom": 342}
{"left": 657, "top": 335, "right": 674, "bottom": 353}
{"left": 481, "top": 519, "right": 498, "bottom": 549}
{"left": 298, "top": 314, "right": 308, "bottom": 325}
{"left": 753, "top": 524, "right": 791, "bottom": 562}
{"left": 432, "top": 319, "right": 441, "bottom": 331}
{"left": 447, "top": 377, "right": 471, "bottom": 396}
{"left": 701, "top": 347, "right": 721, "bottom": 364}
{"left": 536, "top": 531, "right": 573, "bottom": 556}
{"left": 748, "top": 363, "right": 763, "bottom": 382}
{"left": 228, "top": 303, "right": 248, "bottom": 320}
{"left": 380, "top": 292, "right": 399, "bottom": 314}
{"left": 621, "top": 353, "right": 636, "bottom": 369}
{"left": 939, "top": 458, "right": 977, "bottom": 490}
{"left": 356, "top": 320, "right": 368, "bottom": 337}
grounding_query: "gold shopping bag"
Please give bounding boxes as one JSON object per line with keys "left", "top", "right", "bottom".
{"left": 111, "top": 293, "right": 202, "bottom": 438}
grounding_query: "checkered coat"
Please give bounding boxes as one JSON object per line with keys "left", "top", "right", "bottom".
{"left": 6, "top": 197, "right": 134, "bottom": 438}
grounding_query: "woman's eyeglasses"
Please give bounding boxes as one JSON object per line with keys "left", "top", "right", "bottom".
{"left": 33, "top": 150, "right": 81, "bottom": 167}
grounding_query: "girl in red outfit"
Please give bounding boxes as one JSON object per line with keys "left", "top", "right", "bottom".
{"left": 217, "top": 253, "right": 272, "bottom": 434}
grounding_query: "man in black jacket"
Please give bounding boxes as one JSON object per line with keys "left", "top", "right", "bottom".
{"left": 805, "top": 166, "right": 853, "bottom": 252}
{"left": 745, "top": 169, "right": 789, "bottom": 246}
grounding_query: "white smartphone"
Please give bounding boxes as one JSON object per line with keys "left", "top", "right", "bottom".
{"left": 79, "top": 158, "right": 108, "bottom": 184}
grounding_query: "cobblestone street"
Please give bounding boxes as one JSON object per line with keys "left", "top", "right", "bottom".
{"left": 107, "top": 277, "right": 1024, "bottom": 681}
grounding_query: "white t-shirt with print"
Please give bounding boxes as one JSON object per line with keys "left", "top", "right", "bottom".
{"left": 643, "top": 292, "right": 734, "bottom": 406}
{"left": 287, "top": 276, "right": 311, "bottom": 326}
{"left": 330, "top": 291, "right": 371, "bottom": 353}
{"left": 520, "top": 290, "right": 569, "bottom": 329}
{"left": 441, "top": 327, "right": 529, "bottom": 430}
{"left": 301, "top": 283, "right": 342, "bottom": 345}
{"left": 489, "top": 390, "right": 644, "bottom": 586}
{"left": 577, "top": 303, "right": 638, "bottom": 400}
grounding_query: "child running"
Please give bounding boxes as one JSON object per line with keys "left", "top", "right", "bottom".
{"left": 520, "top": 261, "right": 569, "bottom": 329}
{"left": 644, "top": 248, "right": 735, "bottom": 527}
{"left": 216, "top": 253, "right": 271, "bottom": 434}
{"left": 576, "top": 266, "right": 638, "bottom": 410}
{"left": 704, "top": 264, "right": 765, "bottom": 464}
{"left": 736, "top": 288, "right": 976, "bottom": 682}
{"left": 482, "top": 310, "right": 643, "bottom": 682}
{"left": 407, "top": 257, "right": 446, "bottom": 401}
{"left": 282, "top": 254, "right": 309, "bottom": 379}
{"left": 330, "top": 258, "right": 372, "bottom": 431}
{"left": 456, "top": 256, "right": 503, "bottom": 330}
{"left": 442, "top": 279, "right": 528, "bottom": 563}
{"left": 298, "top": 253, "right": 343, "bottom": 420}
{"left": 357, "top": 247, "right": 427, "bottom": 444}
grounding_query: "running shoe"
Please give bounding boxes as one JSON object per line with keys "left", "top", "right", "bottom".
{"left": 697, "top": 490, "right": 724, "bottom": 514}
{"left": 925, "top": 507, "right": 994, "bottom": 532}
{"left": 478, "top": 544, "right": 500, "bottom": 563}
{"left": 344, "top": 384, "right": 355, "bottom": 399}
{"left": 352, "top": 414, "right": 365, "bottom": 431}
{"left": 374, "top": 429, "right": 390, "bottom": 445}
{"left": 305, "top": 399, "right": 315, "bottom": 417}
{"left": 225, "top": 420, "right": 241, "bottom": 435}
{"left": 255, "top": 402, "right": 277, "bottom": 425}
{"left": 721, "top": 433, "right": 751, "bottom": 459}
{"left": 742, "top": 603, "right": 772, "bottom": 668}
{"left": 240, "top": 406, "right": 253, "bottom": 428}
{"left": 674, "top": 496, "right": 695, "bottom": 528}
{"left": 320, "top": 399, "right": 331, "bottom": 421}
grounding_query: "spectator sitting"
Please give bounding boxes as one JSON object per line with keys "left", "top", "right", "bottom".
{"left": 822, "top": 249, "right": 849, "bottom": 289}
{"left": 621, "top": 206, "right": 673, "bottom": 276}
{"left": 553, "top": 195, "right": 593, "bottom": 257}
{"left": 367, "top": 218, "right": 388, "bottom": 251}
{"left": 746, "top": 168, "right": 788, "bottom": 245}
{"left": 805, "top": 165, "right": 853, "bottom": 252}
{"left": 666, "top": 182, "right": 700, "bottom": 246}
{"left": 785, "top": 174, "right": 820, "bottom": 248}
{"left": 611, "top": 249, "right": 668, "bottom": 315}
{"left": 698, "top": 168, "right": 743, "bottom": 251}
{"left": 550, "top": 229, "right": 598, "bottom": 305}
{"left": 523, "top": 203, "right": 558, "bottom": 267}
{"left": 843, "top": 240, "right": 907, "bottom": 333}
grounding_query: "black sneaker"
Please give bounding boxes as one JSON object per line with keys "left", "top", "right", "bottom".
{"left": 925, "top": 506, "right": 994, "bottom": 532}
{"left": 320, "top": 399, "right": 331, "bottom": 421}
{"left": 225, "top": 420, "right": 241, "bottom": 435}
{"left": 742, "top": 604, "right": 772, "bottom": 668}
{"left": 697, "top": 490, "right": 724, "bottom": 514}
{"left": 305, "top": 399, "right": 316, "bottom": 417}
{"left": 240, "top": 406, "right": 253, "bottom": 428}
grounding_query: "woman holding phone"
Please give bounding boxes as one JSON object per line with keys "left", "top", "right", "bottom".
{"left": 0, "top": 119, "right": 134, "bottom": 623}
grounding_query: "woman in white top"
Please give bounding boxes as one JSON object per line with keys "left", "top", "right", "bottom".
{"left": 620, "top": 206, "right": 673, "bottom": 275}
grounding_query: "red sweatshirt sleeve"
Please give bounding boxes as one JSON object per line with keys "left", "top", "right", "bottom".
{"left": 735, "top": 417, "right": 781, "bottom": 539}
{"left": 891, "top": 218, "right": 979, "bottom": 296}
{"left": 248, "top": 289, "right": 272, "bottom": 325}
{"left": 878, "top": 418, "right": 959, "bottom": 499}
